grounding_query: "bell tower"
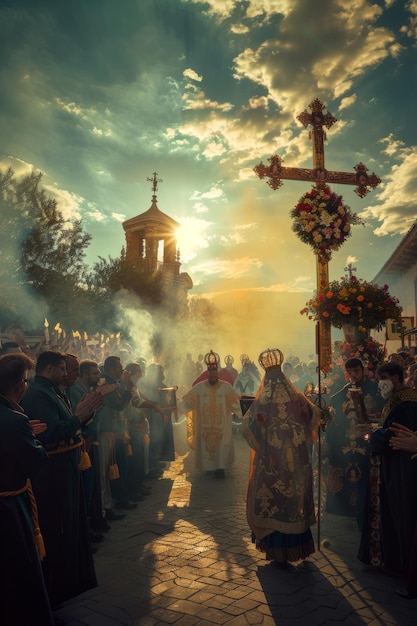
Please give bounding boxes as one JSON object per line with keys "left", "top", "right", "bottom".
{"left": 122, "top": 173, "right": 193, "bottom": 291}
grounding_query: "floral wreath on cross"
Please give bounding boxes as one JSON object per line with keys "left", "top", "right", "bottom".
{"left": 290, "top": 184, "right": 364, "bottom": 258}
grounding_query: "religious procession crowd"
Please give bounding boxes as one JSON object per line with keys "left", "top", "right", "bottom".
{"left": 2, "top": 331, "right": 417, "bottom": 626}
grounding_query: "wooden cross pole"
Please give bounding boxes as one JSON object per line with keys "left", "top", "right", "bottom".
{"left": 254, "top": 98, "right": 381, "bottom": 374}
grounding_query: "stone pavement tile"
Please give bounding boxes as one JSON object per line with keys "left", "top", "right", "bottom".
{"left": 167, "top": 600, "right": 228, "bottom": 624}
{"left": 226, "top": 597, "right": 261, "bottom": 612}
{"left": 150, "top": 606, "right": 188, "bottom": 623}
{"left": 240, "top": 610, "right": 267, "bottom": 625}
{"left": 225, "top": 615, "right": 277, "bottom": 626}
{"left": 224, "top": 588, "right": 252, "bottom": 600}
{"left": 205, "top": 594, "right": 240, "bottom": 609}
{"left": 172, "top": 577, "right": 206, "bottom": 590}
{"left": 195, "top": 579, "right": 232, "bottom": 593}
{"left": 166, "top": 616, "right": 200, "bottom": 626}
{"left": 194, "top": 606, "right": 233, "bottom": 625}
{"left": 244, "top": 590, "right": 269, "bottom": 604}
{"left": 130, "top": 618, "right": 158, "bottom": 626}
{"left": 71, "top": 615, "right": 129, "bottom": 626}
{"left": 150, "top": 581, "right": 178, "bottom": 595}
{"left": 188, "top": 590, "right": 217, "bottom": 603}
{"left": 220, "top": 605, "right": 249, "bottom": 618}
{"left": 156, "top": 585, "right": 196, "bottom": 600}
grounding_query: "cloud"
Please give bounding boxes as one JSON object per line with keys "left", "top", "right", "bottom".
{"left": 359, "top": 144, "right": 417, "bottom": 236}
{"left": 400, "top": 0, "right": 417, "bottom": 39}
{"left": 190, "top": 184, "right": 225, "bottom": 201}
{"left": 43, "top": 185, "right": 85, "bottom": 221}
{"left": 189, "top": 256, "right": 263, "bottom": 282}
{"left": 111, "top": 212, "right": 126, "bottom": 223}
{"left": 182, "top": 0, "right": 292, "bottom": 21}
{"left": 232, "top": 1, "right": 399, "bottom": 115}
{"left": 183, "top": 68, "right": 203, "bottom": 82}
{"left": 339, "top": 95, "right": 357, "bottom": 110}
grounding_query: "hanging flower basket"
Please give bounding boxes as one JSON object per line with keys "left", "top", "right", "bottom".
{"left": 300, "top": 275, "right": 402, "bottom": 332}
{"left": 332, "top": 337, "right": 387, "bottom": 373}
{"left": 290, "top": 185, "right": 364, "bottom": 258}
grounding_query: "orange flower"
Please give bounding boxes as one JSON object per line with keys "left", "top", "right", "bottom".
{"left": 357, "top": 295, "right": 364, "bottom": 302}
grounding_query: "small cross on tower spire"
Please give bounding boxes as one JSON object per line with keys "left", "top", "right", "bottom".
{"left": 147, "top": 172, "right": 163, "bottom": 198}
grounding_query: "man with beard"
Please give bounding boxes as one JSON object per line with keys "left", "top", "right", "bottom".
{"left": 21, "top": 350, "right": 102, "bottom": 607}
{"left": 183, "top": 350, "right": 242, "bottom": 479}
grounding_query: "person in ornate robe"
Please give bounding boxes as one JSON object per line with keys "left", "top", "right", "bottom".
{"left": 358, "top": 362, "right": 417, "bottom": 576}
{"left": 0, "top": 353, "right": 54, "bottom": 626}
{"left": 324, "top": 358, "right": 384, "bottom": 528}
{"left": 183, "top": 350, "right": 242, "bottom": 478}
{"left": 242, "top": 348, "right": 321, "bottom": 567}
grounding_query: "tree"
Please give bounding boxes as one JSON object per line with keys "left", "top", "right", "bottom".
{"left": 0, "top": 168, "right": 93, "bottom": 328}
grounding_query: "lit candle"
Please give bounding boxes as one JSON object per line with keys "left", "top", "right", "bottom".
{"left": 54, "top": 322, "right": 61, "bottom": 344}
{"left": 44, "top": 318, "right": 50, "bottom": 343}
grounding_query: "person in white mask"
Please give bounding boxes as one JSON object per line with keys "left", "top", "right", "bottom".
{"left": 358, "top": 362, "right": 417, "bottom": 579}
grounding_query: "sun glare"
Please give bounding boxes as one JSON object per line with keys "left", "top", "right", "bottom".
{"left": 175, "top": 217, "right": 212, "bottom": 262}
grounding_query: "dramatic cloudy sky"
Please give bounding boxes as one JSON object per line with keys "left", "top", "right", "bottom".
{"left": 1, "top": 0, "right": 416, "bottom": 357}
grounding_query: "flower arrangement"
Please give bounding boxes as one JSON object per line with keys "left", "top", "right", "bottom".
{"left": 332, "top": 337, "right": 387, "bottom": 374}
{"left": 290, "top": 185, "right": 364, "bottom": 257}
{"left": 300, "top": 275, "right": 402, "bottom": 332}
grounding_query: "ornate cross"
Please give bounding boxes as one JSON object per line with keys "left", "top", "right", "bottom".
{"left": 254, "top": 98, "right": 381, "bottom": 373}
{"left": 344, "top": 262, "right": 357, "bottom": 279}
{"left": 254, "top": 99, "right": 381, "bottom": 198}
{"left": 147, "top": 172, "right": 163, "bottom": 196}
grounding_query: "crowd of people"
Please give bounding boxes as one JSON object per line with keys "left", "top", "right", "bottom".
{"left": 0, "top": 338, "right": 177, "bottom": 626}
{"left": 2, "top": 331, "right": 417, "bottom": 626}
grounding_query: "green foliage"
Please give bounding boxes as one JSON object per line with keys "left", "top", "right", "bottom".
{"left": 0, "top": 167, "right": 93, "bottom": 328}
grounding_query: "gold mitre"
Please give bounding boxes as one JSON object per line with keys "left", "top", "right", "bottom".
{"left": 258, "top": 348, "right": 284, "bottom": 371}
{"left": 224, "top": 354, "right": 234, "bottom": 365}
{"left": 204, "top": 350, "right": 220, "bottom": 370}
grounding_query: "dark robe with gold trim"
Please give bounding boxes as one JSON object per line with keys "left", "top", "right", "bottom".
{"left": 358, "top": 388, "right": 417, "bottom": 574}
{"left": 21, "top": 376, "right": 97, "bottom": 605}
{"left": 0, "top": 395, "right": 54, "bottom": 625}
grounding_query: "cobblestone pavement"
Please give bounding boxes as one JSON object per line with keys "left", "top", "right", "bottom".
{"left": 56, "top": 421, "right": 416, "bottom": 626}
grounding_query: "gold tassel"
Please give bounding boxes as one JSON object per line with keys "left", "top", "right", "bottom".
{"left": 34, "top": 527, "right": 46, "bottom": 561}
{"left": 108, "top": 432, "right": 120, "bottom": 479}
{"left": 126, "top": 443, "right": 133, "bottom": 457}
{"left": 109, "top": 463, "right": 120, "bottom": 480}
{"left": 26, "top": 480, "right": 46, "bottom": 561}
{"left": 78, "top": 450, "right": 92, "bottom": 471}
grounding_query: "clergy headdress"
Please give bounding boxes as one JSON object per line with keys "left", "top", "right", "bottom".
{"left": 224, "top": 355, "right": 234, "bottom": 365}
{"left": 204, "top": 350, "right": 220, "bottom": 371}
{"left": 258, "top": 348, "right": 284, "bottom": 372}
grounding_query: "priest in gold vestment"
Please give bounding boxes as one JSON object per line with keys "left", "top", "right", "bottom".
{"left": 183, "top": 351, "right": 242, "bottom": 478}
{"left": 242, "top": 348, "right": 321, "bottom": 566}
